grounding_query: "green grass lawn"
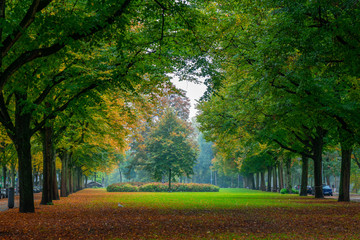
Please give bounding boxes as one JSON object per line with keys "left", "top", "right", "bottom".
{"left": 96, "top": 188, "right": 325, "bottom": 210}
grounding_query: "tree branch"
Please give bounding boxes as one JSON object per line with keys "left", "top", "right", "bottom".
{"left": 1, "top": 0, "right": 53, "bottom": 58}
{"left": 354, "top": 152, "right": 360, "bottom": 169}
{"left": 34, "top": 62, "right": 75, "bottom": 105}
{"left": 272, "top": 138, "right": 313, "bottom": 158}
{"left": 0, "top": 43, "right": 65, "bottom": 91}
{"left": 0, "top": 93, "right": 15, "bottom": 139}
{"left": 0, "top": 0, "right": 132, "bottom": 91}
{"left": 291, "top": 130, "right": 312, "bottom": 148}
{"left": 154, "top": 0, "right": 168, "bottom": 10}
{"left": 0, "top": 0, "right": 5, "bottom": 69}
{"left": 270, "top": 77, "right": 297, "bottom": 94}
{"left": 31, "top": 83, "right": 98, "bottom": 136}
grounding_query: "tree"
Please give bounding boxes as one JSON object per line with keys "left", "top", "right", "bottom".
{"left": 0, "top": 0, "right": 210, "bottom": 212}
{"left": 193, "top": 133, "right": 213, "bottom": 184}
{"left": 145, "top": 110, "right": 197, "bottom": 190}
{"left": 197, "top": 0, "right": 360, "bottom": 201}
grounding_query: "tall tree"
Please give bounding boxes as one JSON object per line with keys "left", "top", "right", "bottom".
{"left": 145, "top": 110, "right": 197, "bottom": 190}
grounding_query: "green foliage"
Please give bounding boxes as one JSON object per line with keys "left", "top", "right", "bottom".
{"left": 192, "top": 133, "right": 213, "bottom": 183}
{"left": 145, "top": 110, "right": 197, "bottom": 182}
{"left": 139, "top": 183, "right": 169, "bottom": 192}
{"left": 106, "top": 182, "right": 220, "bottom": 192}
{"left": 291, "top": 189, "right": 299, "bottom": 194}
{"left": 280, "top": 188, "right": 289, "bottom": 194}
{"left": 280, "top": 188, "right": 299, "bottom": 194}
{"left": 106, "top": 183, "right": 139, "bottom": 192}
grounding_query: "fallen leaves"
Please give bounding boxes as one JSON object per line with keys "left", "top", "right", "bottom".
{"left": 0, "top": 189, "right": 359, "bottom": 239}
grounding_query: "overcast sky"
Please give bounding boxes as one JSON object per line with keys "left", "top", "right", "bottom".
{"left": 171, "top": 77, "right": 207, "bottom": 119}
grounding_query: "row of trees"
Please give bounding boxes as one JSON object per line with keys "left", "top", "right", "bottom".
{"left": 0, "top": 0, "right": 212, "bottom": 212}
{"left": 197, "top": 0, "right": 360, "bottom": 201}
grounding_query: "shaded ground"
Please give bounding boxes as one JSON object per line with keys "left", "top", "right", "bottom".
{"left": 0, "top": 193, "right": 42, "bottom": 211}
{"left": 0, "top": 189, "right": 359, "bottom": 239}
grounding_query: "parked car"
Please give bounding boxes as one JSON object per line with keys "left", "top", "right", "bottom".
{"left": 310, "top": 185, "right": 333, "bottom": 196}
{"left": 322, "top": 185, "right": 333, "bottom": 196}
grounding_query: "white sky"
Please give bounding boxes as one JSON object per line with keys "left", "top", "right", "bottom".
{"left": 171, "top": 77, "right": 207, "bottom": 119}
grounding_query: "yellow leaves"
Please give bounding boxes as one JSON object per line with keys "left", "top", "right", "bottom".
{"left": 259, "top": 143, "right": 268, "bottom": 151}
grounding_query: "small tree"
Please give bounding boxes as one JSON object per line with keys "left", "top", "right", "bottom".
{"left": 145, "top": 110, "right": 197, "bottom": 190}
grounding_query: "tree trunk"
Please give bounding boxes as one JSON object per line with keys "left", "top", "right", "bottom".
{"left": 267, "top": 166, "right": 272, "bottom": 192}
{"left": 285, "top": 158, "right": 292, "bottom": 193}
{"left": 250, "top": 173, "right": 255, "bottom": 189}
{"left": 119, "top": 168, "right": 122, "bottom": 183}
{"left": 60, "top": 151, "right": 68, "bottom": 197}
{"left": 16, "top": 135, "right": 34, "bottom": 212}
{"left": 52, "top": 153, "right": 59, "bottom": 200}
{"left": 14, "top": 94, "right": 34, "bottom": 212}
{"left": 77, "top": 167, "right": 81, "bottom": 190}
{"left": 2, "top": 165, "right": 6, "bottom": 188}
{"left": 273, "top": 165, "right": 278, "bottom": 192}
{"left": 256, "top": 172, "right": 260, "bottom": 190}
{"left": 279, "top": 163, "right": 284, "bottom": 190}
{"left": 168, "top": 168, "right": 172, "bottom": 191}
{"left": 338, "top": 128, "right": 354, "bottom": 202}
{"left": 68, "top": 166, "right": 73, "bottom": 194}
{"left": 260, "top": 171, "right": 265, "bottom": 191}
{"left": 300, "top": 155, "right": 309, "bottom": 196}
{"left": 73, "top": 168, "right": 77, "bottom": 192}
{"left": 214, "top": 171, "right": 217, "bottom": 186}
{"left": 312, "top": 127, "right": 325, "bottom": 198}
{"left": 10, "top": 164, "right": 15, "bottom": 188}
{"left": 40, "top": 125, "right": 54, "bottom": 205}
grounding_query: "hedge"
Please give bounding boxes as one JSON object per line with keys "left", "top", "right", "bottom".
{"left": 106, "top": 182, "right": 220, "bottom": 192}
{"left": 106, "top": 183, "right": 138, "bottom": 192}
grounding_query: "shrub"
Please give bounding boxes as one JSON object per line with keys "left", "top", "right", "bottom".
{"left": 139, "top": 183, "right": 169, "bottom": 192}
{"left": 280, "top": 188, "right": 289, "bottom": 194}
{"left": 106, "top": 183, "right": 138, "bottom": 192}
{"left": 291, "top": 188, "right": 299, "bottom": 194}
{"left": 106, "top": 182, "right": 220, "bottom": 192}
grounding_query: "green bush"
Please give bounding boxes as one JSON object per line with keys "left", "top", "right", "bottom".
{"left": 291, "top": 188, "right": 299, "bottom": 194}
{"left": 106, "top": 182, "right": 220, "bottom": 192}
{"left": 106, "top": 183, "right": 138, "bottom": 192}
{"left": 280, "top": 188, "right": 289, "bottom": 194}
{"left": 139, "top": 183, "right": 169, "bottom": 192}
